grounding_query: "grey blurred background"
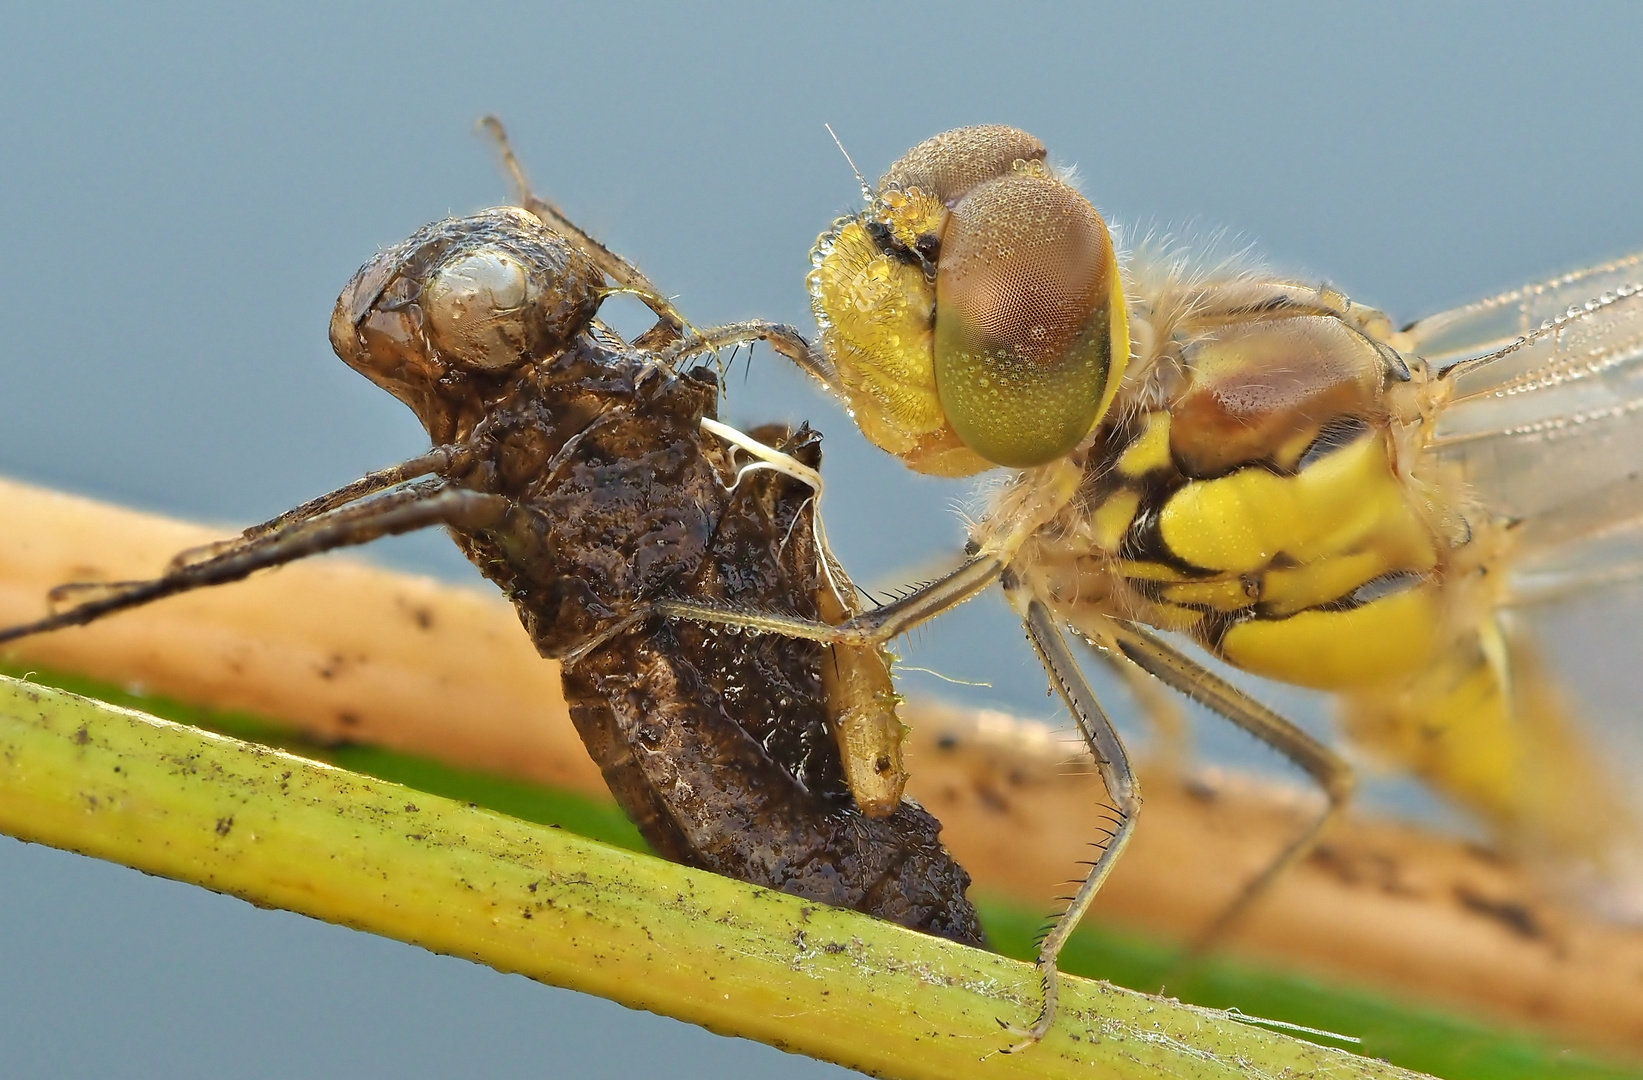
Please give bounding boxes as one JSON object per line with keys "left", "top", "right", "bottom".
{"left": 4, "top": 3, "right": 1643, "bottom": 1077}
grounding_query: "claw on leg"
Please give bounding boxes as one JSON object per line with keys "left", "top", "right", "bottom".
{"left": 993, "top": 960, "right": 1059, "bottom": 1054}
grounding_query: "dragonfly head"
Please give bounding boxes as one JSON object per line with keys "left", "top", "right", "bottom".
{"left": 809, "top": 127, "right": 1130, "bottom": 476}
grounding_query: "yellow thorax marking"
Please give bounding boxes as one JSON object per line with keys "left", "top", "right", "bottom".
{"left": 1159, "top": 434, "right": 1437, "bottom": 575}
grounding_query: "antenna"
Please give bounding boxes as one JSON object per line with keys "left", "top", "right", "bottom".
{"left": 824, "top": 123, "right": 873, "bottom": 204}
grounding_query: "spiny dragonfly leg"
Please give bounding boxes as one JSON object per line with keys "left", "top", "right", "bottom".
{"left": 1100, "top": 621, "right": 1353, "bottom": 961}
{"left": 651, "top": 552, "right": 1005, "bottom": 649}
{"left": 0, "top": 483, "right": 507, "bottom": 646}
{"left": 646, "top": 549, "right": 1002, "bottom": 819}
{"left": 167, "top": 446, "right": 464, "bottom": 570}
{"left": 480, "top": 115, "right": 686, "bottom": 334}
{"left": 659, "top": 320, "right": 840, "bottom": 391}
{"left": 1107, "top": 647, "right": 1191, "bottom": 771}
{"left": 994, "top": 591, "right": 1140, "bottom": 1052}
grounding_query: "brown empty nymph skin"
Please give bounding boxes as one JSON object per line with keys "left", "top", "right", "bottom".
{"left": 330, "top": 210, "right": 985, "bottom": 941}
{"left": 4, "top": 207, "right": 983, "bottom": 944}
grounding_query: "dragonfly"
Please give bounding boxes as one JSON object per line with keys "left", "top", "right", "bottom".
{"left": 633, "top": 125, "right": 1643, "bottom": 1048}
{"left": 0, "top": 188, "right": 985, "bottom": 944}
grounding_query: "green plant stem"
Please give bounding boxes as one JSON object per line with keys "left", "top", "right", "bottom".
{"left": 0, "top": 675, "right": 1429, "bottom": 1079}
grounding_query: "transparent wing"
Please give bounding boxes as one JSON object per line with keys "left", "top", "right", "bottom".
{"left": 1397, "top": 254, "right": 1643, "bottom": 602}
{"left": 1384, "top": 257, "right": 1643, "bottom": 897}
{"left": 1398, "top": 250, "right": 1643, "bottom": 366}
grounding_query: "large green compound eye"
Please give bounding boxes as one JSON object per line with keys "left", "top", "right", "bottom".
{"left": 932, "top": 169, "right": 1123, "bottom": 468}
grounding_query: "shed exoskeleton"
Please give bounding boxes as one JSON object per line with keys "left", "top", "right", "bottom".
{"left": 0, "top": 192, "right": 986, "bottom": 944}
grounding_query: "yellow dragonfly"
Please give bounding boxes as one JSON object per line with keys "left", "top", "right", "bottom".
{"left": 636, "top": 126, "right": 1643, "bottom": 1048}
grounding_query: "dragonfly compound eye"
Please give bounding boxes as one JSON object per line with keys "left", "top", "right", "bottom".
{"left": 424, "top": 250, "right": 534, "bottom": 371}
{"left": 934, "top": 167, "right": 1127, "bottom": 468}
{"left": 808, "top": 127, "right": 1129, "bottom": 476}
{"left": 881, "top": 125, "right": 1046, "bottom": 204}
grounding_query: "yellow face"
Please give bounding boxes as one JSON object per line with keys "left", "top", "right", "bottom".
{"left": 808, "top": 127, "right": 1131, "bottom": 477}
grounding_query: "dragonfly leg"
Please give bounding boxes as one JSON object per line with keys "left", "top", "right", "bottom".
{"left": 480, "top": 115, "right": 686, "bottom": 334}
{"left": 1102, "top": 644, "right": 1192, "bottom": 770}
{"left": 480, "top": 120, "right": 845, "bottom": 389}
{"left": 648, "top": 548, "right": 1007, "bottom": 819}
{"left": 659, "top": 320, "right": 841, "bottom": 391}
{"left": 166, "top": 447, "right": 464, "bottom": 570}
{"left": 651, "top": 551, "right": 1006, "bottom": 648}
{"left": 0, "top": 484, "right": 507, "bottom": 646}
{"left": 1100, "top": 620, "right": 1353, "bottom": 957}
{"left": 996, "top": 591, "right": 1140, "bottom": 1052}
